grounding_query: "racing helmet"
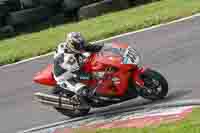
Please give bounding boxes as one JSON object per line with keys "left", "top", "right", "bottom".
{"left": 65, "top": 32, "right": 86, "bottom": 53}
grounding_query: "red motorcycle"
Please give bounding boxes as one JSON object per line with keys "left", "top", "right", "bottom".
{"left": 33, "top": 42, "right": 168, "bottom": 117}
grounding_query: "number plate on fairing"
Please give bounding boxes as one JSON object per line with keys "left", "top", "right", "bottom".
{"left": 123, "top": 47, "right": 138, "bottom": 64}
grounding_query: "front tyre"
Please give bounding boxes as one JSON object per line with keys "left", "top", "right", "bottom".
{"left": 140, "top": 69, "right": 168, "bottom": 100}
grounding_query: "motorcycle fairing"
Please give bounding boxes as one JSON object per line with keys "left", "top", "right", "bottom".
{"left": 33, "top": 64, "right": 57, "bottom": 86}
{"left": 33, "top": 42, "right": 147, "bottom": 97}
{"left": 81, "top": 48, "right": 138, "bottom": 96}
{"left": 132, "top": 66, "right": 148, "bottom": 87}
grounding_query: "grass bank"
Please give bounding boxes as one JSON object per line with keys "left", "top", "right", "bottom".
{"left": 77, "top": 107, "right": 200, "bottom": 133}
{"left": 1, "top": 0, "right": 200, "bottom": 65}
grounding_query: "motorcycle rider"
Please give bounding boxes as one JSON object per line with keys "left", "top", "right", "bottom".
{"left": 53, "top": 32, "right": 103, "bottom": 107}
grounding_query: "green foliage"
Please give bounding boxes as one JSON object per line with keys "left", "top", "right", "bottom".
{"left": 0, "top": 0, "right": 200, "bottom": 65}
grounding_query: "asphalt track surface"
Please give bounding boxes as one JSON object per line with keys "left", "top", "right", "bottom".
{"left": 1, "top": 16, "right": 200, "bottom": 133}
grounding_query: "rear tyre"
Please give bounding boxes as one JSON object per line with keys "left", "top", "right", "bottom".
{"left": 53, "top": 89, "right": 90, "bottom": 117}
{"left": 139, "top": 69, "right": 168, "bottom": 100}
{"left": 55, "top": 107, "right": 90, "bottom": 117}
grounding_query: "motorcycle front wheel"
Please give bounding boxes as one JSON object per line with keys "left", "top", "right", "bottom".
{"left": 139, "top": 69, "right": 168, "bottom": 100}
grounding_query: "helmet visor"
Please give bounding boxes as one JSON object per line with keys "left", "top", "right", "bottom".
{"left": 72, "top": 40, "right": 84, "bottom": 50}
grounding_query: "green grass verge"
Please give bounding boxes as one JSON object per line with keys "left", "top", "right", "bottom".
{"left": 1, "top": 0, "right": 200, "bottom": 65}
{"left": 76, "top": 107, "right": 200, "bottom": 133}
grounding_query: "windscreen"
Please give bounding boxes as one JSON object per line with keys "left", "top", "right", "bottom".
{"left": 98, "top": 43, "right": 127, "bottom": 57}
{"left": 97, "top": 43, "right": 141, "bottom": 65}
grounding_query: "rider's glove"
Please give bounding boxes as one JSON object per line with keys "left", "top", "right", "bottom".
{"left": 84, "top": 43, "right": 104, "bottom": 52}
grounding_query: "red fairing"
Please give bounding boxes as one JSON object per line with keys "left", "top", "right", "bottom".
{"left": 132, "top": 67, "right": 147, "bottom": 87}
{"left": 82, "top": 49, "right": 136, "bottom": 96}
{"left": 98, "top": 66, "right": 131, "bottom": 96}
{"left": 33, "top": 64, "right": 57, "bottom": 86}
{"left": 34, "top": 42, "right": 146, "bottom": 97}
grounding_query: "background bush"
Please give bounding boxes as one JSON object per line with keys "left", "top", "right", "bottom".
{"left": 0, "top": 0, "right": 161, "bottom": 39}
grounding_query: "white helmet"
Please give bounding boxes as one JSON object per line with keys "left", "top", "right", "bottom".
{"left": 65, "top": 32, "right": 86, "bottom": 53}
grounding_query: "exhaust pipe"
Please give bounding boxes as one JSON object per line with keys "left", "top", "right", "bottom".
{"left": 34, "top": 92, "right": 70, "bottom": 103}
{"left": 34, "top": 92, "right": 74, "bottom": 110}
{"left": 37, "top": 99, "right": 74, "bottom": 110}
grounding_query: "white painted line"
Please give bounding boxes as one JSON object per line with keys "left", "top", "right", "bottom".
{"left": 21, "top": 99, "right": 200, "bottom": 133}
{"left": 133, "top": 106, "right": 192, "bottom": 119}
{"left": 1, "top": 13, "right": 200, "bottom": 69}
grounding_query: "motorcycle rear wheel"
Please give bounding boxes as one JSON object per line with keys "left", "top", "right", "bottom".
{"left": 139, "top": 69, "right": 168, "bottom": 100}
{"left": 54, "top": 107, "right": 90, "bottom": 117}
{"left": 52, "top": 88, "right": 90, "bottom": 117}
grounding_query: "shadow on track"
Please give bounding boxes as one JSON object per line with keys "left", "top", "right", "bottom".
{"left": 88, "top": 88, "right": 193, "bottom": 116}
